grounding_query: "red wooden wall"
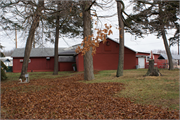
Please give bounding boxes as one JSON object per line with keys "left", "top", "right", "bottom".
{"left": 58, "top": 62, "right": 75, "bottom": 71}
{"left": 76, "top": 38, "right": 136, "bottom": 71}
{"left": 13, "top": 57, "right": 75, "bottom": 73}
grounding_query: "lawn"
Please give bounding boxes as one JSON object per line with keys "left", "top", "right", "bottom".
{"left": 1, "top": 69, "right": 179, "bottom": 119}
{"left": 4, "top": 71, "right": 77, "bottom": 82}
{"left": 83, "top": 69, "right": 179, "bottom": 110}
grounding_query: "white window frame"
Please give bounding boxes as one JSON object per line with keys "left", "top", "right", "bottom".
{"left": 20, "top": 59, "right": 23, "bottom": 62}
{"left": 29, "top": 59, "right": 31, "bottom": 63}
{"left": 146, "top": 55, "right": 155, "bottom": 63}
{"left": 20, "top": 59, "right": 31, "bottom": 63}
{"left": 146, "top": 56, "right": 150, "bottom": 63}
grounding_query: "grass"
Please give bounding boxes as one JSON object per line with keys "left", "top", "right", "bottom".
{"left": 4, "top": 71, "right": 76, "bottom": 82}
{"left": 83, "top": 69, "right": 179, "bottom": 110}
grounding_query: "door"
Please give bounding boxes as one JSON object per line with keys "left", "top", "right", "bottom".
{"left": 138, "top": 57, "right": 145, "bottom": 68}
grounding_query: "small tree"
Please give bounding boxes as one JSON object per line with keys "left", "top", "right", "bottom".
{"left": 0, "top": 51, "right": 8, "bottom": 81}
{"left": 51, "top": 1, "right": 83, "bottom": 75}
{"left": 20, "top": 0, "right": 44, "bottom": 79}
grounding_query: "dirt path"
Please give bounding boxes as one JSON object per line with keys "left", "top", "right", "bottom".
{"left": 1, "top": 73, "right": 179, "bottom": 119}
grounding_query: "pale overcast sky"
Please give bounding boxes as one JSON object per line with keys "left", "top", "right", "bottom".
{"left": 0, "top": 0, "right": 179, "bottom": 54}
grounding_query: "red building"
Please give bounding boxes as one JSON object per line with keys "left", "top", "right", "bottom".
{"left": 136, "top": 52, "right": 168, "bottom": 69}
{"left": 11, "top": 48, "right": 75, "bottom": 73}
{"left": 75, "top": 37, "right": 136, "bottom": 71}
{"left": 11, "top": 37, "right": 167, "bottom": 73}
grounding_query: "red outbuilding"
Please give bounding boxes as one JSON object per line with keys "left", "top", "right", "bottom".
{"left": 136, "top": 51, "right": 168, "bottom": 69}
{"left": 11, "top": 48, "right": 75, "bottom": 73}
{"left": 75, "top": 37, "right": 136, "bottom": 71}
{"left": 11, "top": 37, "right": 168, "bottom": 73}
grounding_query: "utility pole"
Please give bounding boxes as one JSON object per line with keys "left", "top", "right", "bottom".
{"left": 15, "top": 26, "right": 17, "bottom": 48}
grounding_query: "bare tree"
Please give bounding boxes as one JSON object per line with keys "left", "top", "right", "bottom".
{"left": 159, "top": 2, "right": 173, "bottom": 70}
{"left": 20, "top": 0, "right": 44, "bottom": 79}
{"left": 44, "top": 1, "right": 83, "bottom": 75}
{"left": 116, "top": 0, "right": 124, "bottom": 77}
{"left": 53, "top": 3, "right": 60, "bottom": 75}
{"left": 82, "top": 0, "right": 94, "bottom": 80}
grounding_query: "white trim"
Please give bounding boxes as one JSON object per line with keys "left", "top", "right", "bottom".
{"left": 20, "top": 59, "right": 31, "bottom": 63}
{"left": 146, "top": 56, "right": 150, "bottom": 63}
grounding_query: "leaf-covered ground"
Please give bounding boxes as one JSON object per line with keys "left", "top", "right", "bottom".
{"left": 1, "top": 73, "right": 179, "bottom": 119}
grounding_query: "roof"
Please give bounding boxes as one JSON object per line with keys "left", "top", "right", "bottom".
{"left": 59, "top": 56, "right": 75, "bottom": 62}
{"left": 11, "top": 48, "right": 66, "bottom": 57}
{"left": 136, "top": 55, "right": 146, "bottom": 58}
{"left": 158, "top": 54, "right": 180, "bottom": 60}
{"left": 137, "top": 51, "right": 160, "bottom": 55}
{"left": 65, "top": 37, "right": 137, "bottom": 55}
{"left": 58, "top": 43, "right": 84, "bottom": 56}
{"left": 0, "top": 58, "right": 11, "bottom": 62}
{"left": 58, "top": 49, "right": 77, "bottom": 56}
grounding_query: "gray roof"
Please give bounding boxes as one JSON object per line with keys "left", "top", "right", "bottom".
{"left": 11, "top": 48, "right": 66, "bottom": 57}
{"left": 58, "top": 44, "right": 83, "bottom": 56}
{"left": 158, "top": 54, "right": 180, "bottom": 60}
{"left": 59, "top": 56, "right": 75, "bottom": 62}
{"left": 11, "top": 37, "right": 141, "bottom": 58}
{"left": 136, "top": 55, "right": 146, "bottom": 58}
{"left": 60, "top": 37, "right": 137, "bottom": 55}
{"left": 58, "top": 49, "right": 77, "bottom": 56}
{"left": 137, "top": 51, "right": 160, "bottom": 55}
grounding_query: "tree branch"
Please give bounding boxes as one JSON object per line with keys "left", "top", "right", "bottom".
{"left": 96, "top": 13, "right": 117, "bottom": 18}
{"left": 85, "top": 0, "right": 96, "bottom": 11}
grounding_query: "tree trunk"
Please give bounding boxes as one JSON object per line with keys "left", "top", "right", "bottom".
{"left": 116, "top": 1, "right": 124, "bottom": 77}
{"left": 82, "top": 1, "right": 94, "bottom": 80}
{"left": 20, "top": 0, "right": 44, "bottom": 79}
{"left": 146, "top": 60, "right": 162, "bottom": 76}
{"left": 161, "top": 29, "right": 174, "bottom": 70}
{"left": 33, "top": 36, "right": 35, "bottom": 48}
{"left": 147, "top": 60, "right": 154, "bottom": 74}
{"left": 159, "top": 3, "right": 173, "bottom": 70}
{"left": 53, "top": 3, "right": 60, "bottom": 75}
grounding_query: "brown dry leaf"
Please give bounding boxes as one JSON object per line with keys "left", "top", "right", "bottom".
{"left": 69, "top": 7, "right": 72, "bottom": 12}
{"left": 79, "top": 12, "right": 82, "bottom": 17}
{"left": 1, "top": 72, "right": 179, "bottom": 119}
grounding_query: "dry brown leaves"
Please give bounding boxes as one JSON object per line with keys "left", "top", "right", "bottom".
{"left": 1, "top": 73, "right": 179, "bottom": 119}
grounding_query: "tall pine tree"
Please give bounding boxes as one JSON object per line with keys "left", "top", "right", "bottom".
{"left": 125, "top": 1, "right": 179, "bottom": 70}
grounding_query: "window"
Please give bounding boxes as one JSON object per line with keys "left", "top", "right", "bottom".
{"left": 104, "top": 41, "right": 111, "bottom": 51}
{"left": 20, "top": 59, "right": 31, "bottom": 63}
{"left": 146, "top": 56, "right": 150, "bottom": 63}
{"left": 46, "top": 57, "right": 50, "bottom": 60}
{"left": 146, "top": 55, "right": 155, "bottom": 63}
